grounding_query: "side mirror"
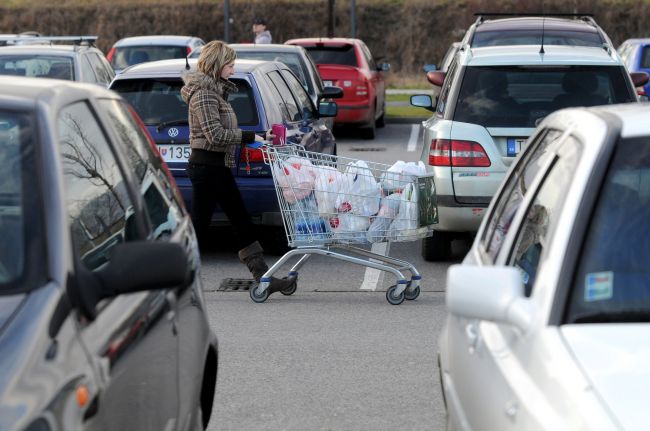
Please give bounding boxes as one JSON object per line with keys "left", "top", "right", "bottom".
{"left": 318, "top": 101, "right": 338, "bottom": 117}
{"left": 377, "top": 62, "right": 391, "bottom": 72}
{"left": 70, "top": 241, "right": 192, "bottom": 320}
{"left": 631, "top": 71, "right": 649, "bottom": 88}
{"left": 426, "top": 71, "right": 446, "bottom": 87}
{"left": 423, "top": 64, "right": 437, "bottom": 73}
{"left": 321, "top": 85, "right": 343, "bottom": 99}
{"left": 446, "top": 265, "right": 532, "bottom": 332}
{"left": 410, "top": 94, "right": 435, "bottom": 112}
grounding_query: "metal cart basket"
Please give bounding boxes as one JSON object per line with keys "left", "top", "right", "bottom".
{"left": 251, "top": 145, "right": 437, "bottom": 305}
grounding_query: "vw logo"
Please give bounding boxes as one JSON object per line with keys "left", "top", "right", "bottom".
{"left": 168, "top": 127, "right": 179, "bottom": 138}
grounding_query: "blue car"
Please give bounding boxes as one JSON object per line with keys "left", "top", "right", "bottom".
{"left": 109, "top": 58, "right": 337, "bottom": 247}
{"left": 618, "top": 38, "right": 650, "bottom": 96}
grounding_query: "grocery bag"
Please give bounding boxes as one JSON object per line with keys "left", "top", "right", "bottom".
{"left": 329, "top": 213, "right": 370, "bottom": 243}
{"left": 274, "top": 156, "right": 315, "bottom": 204}
{"left": 388, "top": 183, "right": 419, "bottom": 241}
{"left": 311, "top": 165, "right": 344, "bottom": 216}
{"left": 367, "top": 192, "right": 402, "bottom": 243}
{"left": 335, "top": 160, "right": 381, "bottom": 216}
{"left": 380, "top": 160, "right": 426, "bottom": 193}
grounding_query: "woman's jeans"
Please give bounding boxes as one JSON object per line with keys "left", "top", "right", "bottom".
{"left": 186, "top": 162, "right": 256, "bottom": 249}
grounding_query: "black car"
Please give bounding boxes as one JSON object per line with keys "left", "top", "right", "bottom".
{"left": 0, "top": 76, "right": 217, "bottom": 430}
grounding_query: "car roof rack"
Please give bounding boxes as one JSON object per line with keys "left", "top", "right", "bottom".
{"left": 473, "top": 12, "right": 595, "bottom": 26}
{"left": 0, "top": 35, "right": 98, "bottom": 47}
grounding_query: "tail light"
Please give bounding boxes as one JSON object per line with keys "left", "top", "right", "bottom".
{"left": 355, "top": 83, "right": 368, "bottom": 96}
{"left": 186, "top": 46, "right": 192, "bottom": 56}
{"left": 106, "top": 47, "right": 116, "bottom": 63}
{"left": 428, "top": 139, "right": 491, "bottom": 167}
{"left": 240, "top": 147, "right": 265, "bottom": 163}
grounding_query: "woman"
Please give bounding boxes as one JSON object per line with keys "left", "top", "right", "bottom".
{"left": 181, "top": 40, "right": 294, "bottom": 295}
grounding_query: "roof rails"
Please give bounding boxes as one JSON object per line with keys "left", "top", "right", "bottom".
{"left": 473, "top": 12, "right": 595, "bottom": 26}
{"left": 0, "top": 35, "right": 98, "bottom": 47}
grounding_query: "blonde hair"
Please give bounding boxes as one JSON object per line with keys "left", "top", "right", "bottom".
{"left": 197, "top": 40, "right": 236, "bottom": 81}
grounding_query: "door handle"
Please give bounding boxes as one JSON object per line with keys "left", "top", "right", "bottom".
{"left": 465, "top": 322, "right": 479, "bottom": 353}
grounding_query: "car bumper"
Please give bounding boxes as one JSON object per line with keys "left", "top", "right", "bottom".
{"left": 434, "top": 197, "right": 489, "bottom": 232}
{"left": 335, "top": 102, "right": 373, "bottom": 125}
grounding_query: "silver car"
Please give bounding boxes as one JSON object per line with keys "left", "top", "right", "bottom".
{"left": 440, "top": 104, "right": 650, "bottom": 431}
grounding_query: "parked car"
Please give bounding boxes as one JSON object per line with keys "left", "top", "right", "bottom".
{"left": 410, "top": 42, "right": 646, "bottom": 261}
{"left": 107, "top": 35, "right": 205, "bottom": 74}
{"left": 461, "top": 13, "right": 614, "bottom": 48}
{"left": 227, "top": 43, "right": 343, "bottom": 129}
{"left": 0, "top": 76, "right": 217, "bottom": 430}
{"left": 0, "top": 36, "right": 114, "bottom": 87}
{"left": 440, "top": 103, "right": 650, "bottom": 431}
{"left": 109, "top": 58, "right": 337, "bottom": 250}
{"left": 617, "top": 38, "right": 650, "bottom": 96}
{"left": 285, "top": 37, "right": 389, "bottom": 139}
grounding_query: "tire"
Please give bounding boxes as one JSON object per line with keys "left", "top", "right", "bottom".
{"left": 421, "top": 231, "right": 453, "bottom": 261}
{"left": 361, "top": 107, "right": 376, "bottom": 139}
{"left": 386, "top": 285, "right": 405, "bottom": 305}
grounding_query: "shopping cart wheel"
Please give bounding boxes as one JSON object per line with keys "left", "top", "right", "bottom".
{"left": 404, "top": 285, "right": 420, "bottom": 301}
{"left": 250, "top": 284, "right": 270, "bottom": 303}
{"left": 281, "top": 279, "right": 298, "bottom": 296}
{"left": 386, "top": 285, "right": 405, "bottom": 305}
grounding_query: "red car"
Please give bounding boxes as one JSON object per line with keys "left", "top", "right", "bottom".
{"left": 286, "top": 37, "right": 389, "bottom": 139}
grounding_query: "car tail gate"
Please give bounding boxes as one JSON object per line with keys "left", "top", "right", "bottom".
{"left": 317, "top": 64, "right": 368, "bottom": 100}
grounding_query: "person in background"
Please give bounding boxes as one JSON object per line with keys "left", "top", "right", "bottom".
{"left": 253, "top": 17, "right": 272, "bottom": 44}
{"left": 181, "top": 40, "right": 294, "bottom": 295}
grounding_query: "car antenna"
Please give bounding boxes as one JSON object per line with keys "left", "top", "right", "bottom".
{"left": 540, "top": 5, "right": 546, "bottom": 54}
{"left": 185, "top": 55, "right": 190, "bottom": 70}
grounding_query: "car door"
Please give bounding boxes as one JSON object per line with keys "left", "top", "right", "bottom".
{"left": 360, "top": 41, "right": 385, "bottom": 115}
{"left": 445, "top": 128, "right": 568, "bottom": 430}
{"left": 56, "top": 99, "right": 180, "bottom": 430}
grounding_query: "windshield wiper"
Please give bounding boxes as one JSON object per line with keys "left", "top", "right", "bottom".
{"left": 571, "top": 309, "right": 650, "bottom": 323}
{"left": 155, "top": 119, "right": 188, "bottom": 132}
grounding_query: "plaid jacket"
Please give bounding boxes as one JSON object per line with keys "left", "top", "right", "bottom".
{"left": 181, "top": 72, "right": 248, "bottom": 168}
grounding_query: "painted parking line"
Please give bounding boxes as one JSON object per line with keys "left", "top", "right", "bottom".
{"left": 360, "top": 242, "right": 391, "bottom": 291}
{"left": 407, "top": 124, "right": 419, "bottom": 152}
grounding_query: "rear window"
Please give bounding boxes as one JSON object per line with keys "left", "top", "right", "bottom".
{"left": 453, "top": 65, "right": 635, "bottom": 128}
{"left": 0, "top": 110, "right": 45, "bottom": 293}
{"left": 112, "top": 45, "right": 187, "bottom": 69}
{"left": 567, "top": 137, "right": 650, "bottom": 323}
{"left": 235, "top": 51, "right": 313, "bottom": 94}
{"left": 111, "top": 77, "right": 258, "bottom": 127}
{"left": 0, "top": 56, "right": 73, "bottom": 79}
{"left": 304, "top": 45, "right": 357, "bottom": 67}
{"left": 641, "top": 45, "right": 650, "bottom": 68}
{"left": 472, "top": 30, "right": 604, "bottom": 48}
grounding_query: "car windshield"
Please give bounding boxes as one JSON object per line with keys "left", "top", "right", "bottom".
{"left": 305, "top": 45, "right": 357, "bottom": 67}
{"left": 0, "top": 56, "right": 74, "bottom": 79}
{"left": 235, "top": 51, "right": 313, "bottom": 94}
{"left": 110, "top": 77, "right": 258, "bottom": 126}
{"left": 453, "top": 65, "right": 635, "bottom": 128}
{"left": 112, "top": 45, "right": 187, "bottom": 69}
{"left": 567, "top": 138, "right": 650, "bottom": 323}
{"left": 0, "top": 110, "right": 44, "bottom": 293}
{"left": 472, "top": 30, "right": 604, "bottom": 47}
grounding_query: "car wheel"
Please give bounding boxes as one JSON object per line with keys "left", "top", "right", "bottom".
{"left": 361, "top": 111, "right": 376, "bottom": 139}
{"left": 421, "top": 231, "right": 453, "bottom": 261}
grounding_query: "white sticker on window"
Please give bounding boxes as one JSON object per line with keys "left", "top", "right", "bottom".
{"left": 584, "top": 271, "right": 614, "bottom": 302}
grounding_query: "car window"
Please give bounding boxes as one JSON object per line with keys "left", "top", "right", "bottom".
{"left": 280, "top": 70, "right": 315, "bottom": 120}
{"left": 235, "top": 51, "right": 313, "bottom": 95}
{"left": 112, "top": 46, "right": 187, "bottom": 70}
{"left": 567, "top": 137, "right": 650, "bottom": 323}
{"left": 641, "top": 46, "right": 650, "bottom": 69}
{"left": 57, "top": 101, "right": 138, "bottom": 271}
{"left": 508, "top": 135, "right": 581, "bottom": 296}
{"left": 87, "top": 52, "right": 113, "bottom": 84}
{"left": 267, "top": 70, "right": 301, "bottom": 121}
{"left": 227, "top": 79, "right": 260, "bottom": 126}
{"left": 454, "top": 66, "right": 635, "bottom": 128}
{"left": 360, "top": 43, "right": 377, "bottom": 70}
{"left": 305, "top": 45, "right": 358, "bottom": 67}
{"left": 0, "top": 109, "right": 45, "bottom": 292}
{"left": 437, "top": 59, "right": 457, "bottom": 116}
{"left": 0, "top": 56, "right": 74, "bottom": 79}
{"left": 98, "top": 98, "right": 184, "bottom": 239}
{"left": 481, "top": 129, "right": 563, "bottom": 261}
{"left": 110, "top": 78, "right": 187, "bottom": 125}
{"left": 304, "top": 52, "right": 324, "bottom": 93}
{"left": 80, "top": 55, "right": 97, "bottom": 83}
{"left": 472, "top": 29, "right": 604, "bottom": 47}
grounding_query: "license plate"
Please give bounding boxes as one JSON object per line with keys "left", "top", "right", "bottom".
{"left": 324, "top": 80, "right": 333, "bottom": 87}
{"left": 506, "top": 138, "right": 526, "bottom": 157}
{"left": 157, "top": 144, "right": 190, "bottom": 163}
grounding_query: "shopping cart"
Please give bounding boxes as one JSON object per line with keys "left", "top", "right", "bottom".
{"left": 251, "top": 145, "right": 438, "bottom": 305}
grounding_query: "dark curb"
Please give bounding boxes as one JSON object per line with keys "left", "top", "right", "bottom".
{"left": 385, "top": 116, "right": 428, "bottom": 124}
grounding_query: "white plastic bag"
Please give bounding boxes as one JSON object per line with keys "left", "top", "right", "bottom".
{"left": 380, "top": 160, "right": 426, "bottom": 193}
{"left": 335, "top": 160, "right": 381, "bottom": 216}
{"left": 329, "top": 213, "right": 370, "bottom": 243}
{"left": 388, "top": 183, "right": 419, "bottom": 241}
{"left": 273, "top": 156, "right": 315, "bottom": 204}
{"left": 367, "top": 193, "right": 402, "bottom": 243}
{"left": 311, "top": 165, "right": 344, "bottom": 216}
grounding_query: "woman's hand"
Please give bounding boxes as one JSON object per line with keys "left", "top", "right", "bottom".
{"left": 254, "top": 134, "right": 265, "bottom": 143}
{"left": 265, "top": 128, "right": 276, "bottom": 141}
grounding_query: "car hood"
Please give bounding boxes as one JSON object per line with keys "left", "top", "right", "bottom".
{"left": 0, "top": 293, "right": 26, "bottom": 336}
{"left": 561, "top": 324, "right": 650, "bottom": 430}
